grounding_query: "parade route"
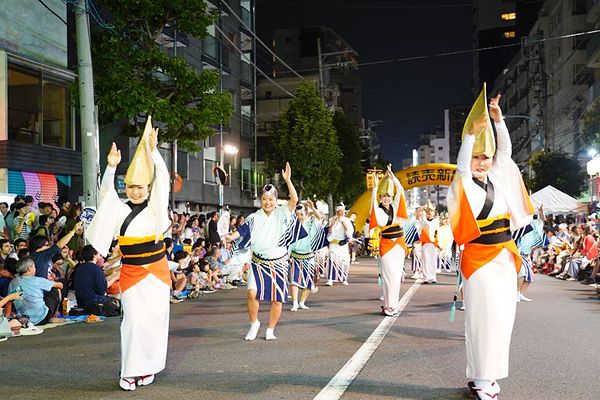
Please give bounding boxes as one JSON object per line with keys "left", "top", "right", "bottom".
{"left": 2, "top": 257, "right": 599, "bottom": 400}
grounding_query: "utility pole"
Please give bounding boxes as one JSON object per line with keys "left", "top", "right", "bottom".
{"left": 316, "top": 37, "right": 333, "bottom": 214}
{"left": 75, "top": 0, "right": 99, "bottom": 208}
{"left": 252, "top": 0, "right": 258, "bottom": 200}
{"left": 170, "top": 24, "right": 178, "bottom": 212}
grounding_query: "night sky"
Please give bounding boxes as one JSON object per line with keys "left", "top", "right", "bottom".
{"left": 256, "top": 0, "right": 475, "bottom": 165}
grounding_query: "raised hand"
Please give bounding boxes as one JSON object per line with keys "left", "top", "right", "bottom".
{"left": 489, "top": 94, "right": 503, "bottom": 123}
{"left": 281, "top": 162, "right": 292, "bottom": 182}
{"left": 107, "top": 142, "right": 121, "bottom": 167}
{"left": 149, "top": 127, "right": 159, "bottom": 151}
{"left": 386, "top": 163, "right": 394, "bottom": 178}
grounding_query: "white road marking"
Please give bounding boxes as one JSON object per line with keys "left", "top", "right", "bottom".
{"left": 313, "top": 280, "right": 422, "bottom": 400}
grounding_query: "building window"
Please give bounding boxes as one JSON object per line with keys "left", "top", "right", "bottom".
{"left": 500, "top": 12, "right": 516, "bottom": 21}
{"left": 8, "top": 64, "right": 73, "bottom": 149}
{"left": 503, "top": 31, "right": 516, "bottom": 39}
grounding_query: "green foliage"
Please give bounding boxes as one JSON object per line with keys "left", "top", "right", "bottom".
{"left": 332, "top": 110, "right": 365, "bottom": 204}
{"left": 84, "top": 0, "right": 232, "bottom": 151}
{"left": 528, "top": 150, "right": 586, "bottom": 197}
{"left": 265, "top": 82, "right": 342, "bottom": 199}
{"left": 583, "top": 98, "right": 600, "bottom": 148}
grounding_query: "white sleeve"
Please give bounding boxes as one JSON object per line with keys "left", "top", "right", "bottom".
{"left": 99, "top": 166, "right": 117, "bottom": 204}
{"left": 495, "top": 120, "right": 511, "bottom": 158}
{"left": 149, "top": 149, "right": 170, "bottom": 236}
{"left": 457, "top": 134, "right": 475, "bottom": 179}
{"left": 392, "top": 175, "right": 404, "bottom": 213}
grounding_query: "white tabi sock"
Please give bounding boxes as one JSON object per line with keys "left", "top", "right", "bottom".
{"left": 265, "top": 327, "right": 277, "bottom": 340}
{"left": 244, "top": 320, "right": 260, "bottom": 341}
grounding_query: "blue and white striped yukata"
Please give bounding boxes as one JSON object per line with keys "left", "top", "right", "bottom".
{"left": 290, "top": 216, "right": 328, "bottom": 289}
{"left": 514, "top": 219, "right": 544, "bottom": 283}
{"left": 235, "top": 206, "right": 307, "bottom": 302}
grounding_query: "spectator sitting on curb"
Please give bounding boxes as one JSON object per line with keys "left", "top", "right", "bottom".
{"left": 72, "top": 245, "right": 120, "bottom": 317}
{"left": 29, "top": 221, "right": 82, "bottom": 278}
{"left": 8, "top": 257, "right": 63, "bottom": 326}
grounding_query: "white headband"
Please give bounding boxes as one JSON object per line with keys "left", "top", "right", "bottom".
{"left": 335, "top": 203, "right": 345, "bottom": 212}
{"left": 262, "top": 184, "right": 278, "bottom": 198}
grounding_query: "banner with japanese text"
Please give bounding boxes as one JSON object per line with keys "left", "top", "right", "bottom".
{"left": 398, "top": 163, "right": 457, "bottom": 190}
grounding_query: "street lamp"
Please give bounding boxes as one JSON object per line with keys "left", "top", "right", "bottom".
{"left": 588, "top": 148, "right": 597, "bottom": 158}
{"left": 224, "top": 144, "right": 239, "bottom": 155}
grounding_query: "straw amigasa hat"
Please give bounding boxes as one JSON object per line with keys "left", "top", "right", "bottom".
{"left": 124, "top": 116, "right": 155, "bottom": 186}
{"left": 425, "top": 199, "right": 436, "bottom": 212}
{"left": 462, "top": 83, "right": 496, "bottom": 158}
{"left": 377, "top": 175, "right": 395, "bottom": 198}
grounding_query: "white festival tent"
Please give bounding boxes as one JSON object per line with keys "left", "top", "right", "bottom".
{"left": 530, "top": 185, "right": 587, "bottom": 215}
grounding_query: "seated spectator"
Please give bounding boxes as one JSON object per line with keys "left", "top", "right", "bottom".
{"left": 9, "top": 257, "right": 63, "bottom": 326}
{"left": 196, "top": 259, "right": 220, "bottom": 290}
{"left": 164, "top": 237, "right": 174, "bottom": 261}
{"left": 0, "top": 258, "right": 16, "bottom": 296}
{"left": 12, "top": 203, "right": 34, "bottom": 241}
{"left": 0, "top": 291, "right": 24, "bottom": 338}
{"left": 219, "top": 242, "right": 244, "bottom": 284}
{"left": 205, "top": 246, "right": 221, "bottom": 274}
{"left": 185, "top": 262, "right": 214, "bottom": 293}
{"left": 559, "top": 225, "right": 597, "bottom": 281}
{"left": 29, "top": 221, "right": 82, "bottom": 278}
{"left": 169, "top": 251, "right": 189, "bottom": 299}
{"left": 0, "top": 239, "right": 17, "bottom": 262}
{"left": 72, "top": 245, "right": 120, "bottom": 317}
{"left": 33, "top": 214, "right": 55, "bottom": 238}
{"left": 13, "top": 238, "right": 27, "bottom": 256}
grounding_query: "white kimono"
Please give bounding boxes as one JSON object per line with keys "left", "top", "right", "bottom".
{"left": 454, "top": 121, "right": 532, "bottom": 380}
{"left": 371, "top": 175, "right": 407, "bottom": 312}
{"left": 85, "top": 149, "right": 170, "bottom": 378}
{"left": 327, "top": 217, "right": 353, "bottom": 283}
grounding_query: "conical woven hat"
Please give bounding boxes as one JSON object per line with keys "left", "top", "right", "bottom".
{"left": 378, "top": 176, "right": 395, "bottom": 197}
{"left": 462, "top": 83, "right": 496, "bottom": 158}
{"left": 125, "top": 116, "right": 154, "bottom": 186}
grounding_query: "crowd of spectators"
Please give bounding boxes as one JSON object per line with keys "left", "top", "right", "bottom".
{"left": 0, "top": 195, "right": 250, "bottom": 341}
{"left": 529, "top": 213, "right": 600, "bottom": 293}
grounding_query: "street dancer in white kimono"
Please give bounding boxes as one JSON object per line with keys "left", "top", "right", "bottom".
{"left": 326, "top": 203, "right": 354, "bottom": 286}
{"left": 289, "top": 199, "right": 327, "bottom": 311}
{"left": 369, "top": 164, "right": 408, "bottom": 316}
{"left": 448, "top": 87, "right": 533, "bottom": 399}
{"left": 86, "top": 117, "right": 171, "bottom": 391}
{"left": 417, "top": 201, "right": 439, "bottom": 283}
{"left": 225, "top": 163, "right": 304, "bottom": 341}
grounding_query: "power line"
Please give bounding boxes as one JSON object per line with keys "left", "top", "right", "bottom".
{"left": 39, "top": 0, "right": 67, "bottom": 25}
{"left": 273, "top": 29, "right": 600, "bottom": 75}
{"left": 213, "top": 23, "right": 296, "bottom": 98}
{"left": 260, "top": 0, "right": 475, "bottom": 9}
{"left": 218, "top": 0, "right": 304, "bottom": 80}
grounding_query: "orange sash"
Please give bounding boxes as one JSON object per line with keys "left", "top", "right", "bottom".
{"left": 118, "top": 235, "right": 170, "bottom": 293}
{"left": 420, "top": 226, "right": 433, "bottom": 244}
{"left": 461, "top": 240, "right": 521, "bottom": 280}
{"left": 380, "top": 236, "right": 407, "bottom": 257}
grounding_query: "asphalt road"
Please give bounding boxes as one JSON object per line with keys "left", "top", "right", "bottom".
{"left": 1, "top": 257, "right": 598, "bottom": 400}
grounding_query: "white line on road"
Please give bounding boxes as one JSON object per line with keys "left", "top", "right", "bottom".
{"left": 313, "top": 280, "right": 422, "bottom": 400}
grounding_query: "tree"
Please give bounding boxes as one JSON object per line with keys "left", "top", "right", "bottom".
{"left": 332, "top": 110, "right": 365, "bottom": 204}
{"left": 583, "top": 97, "right": 600, "bottom": 149}
{"left": 85, "top": 0, "right": 232, "bottom": 150}
{"left": 265, "top": 82, "right": 342, "bottom": 199}
{"left": 528, "top": 150, "right": 586, "bottom": 197}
